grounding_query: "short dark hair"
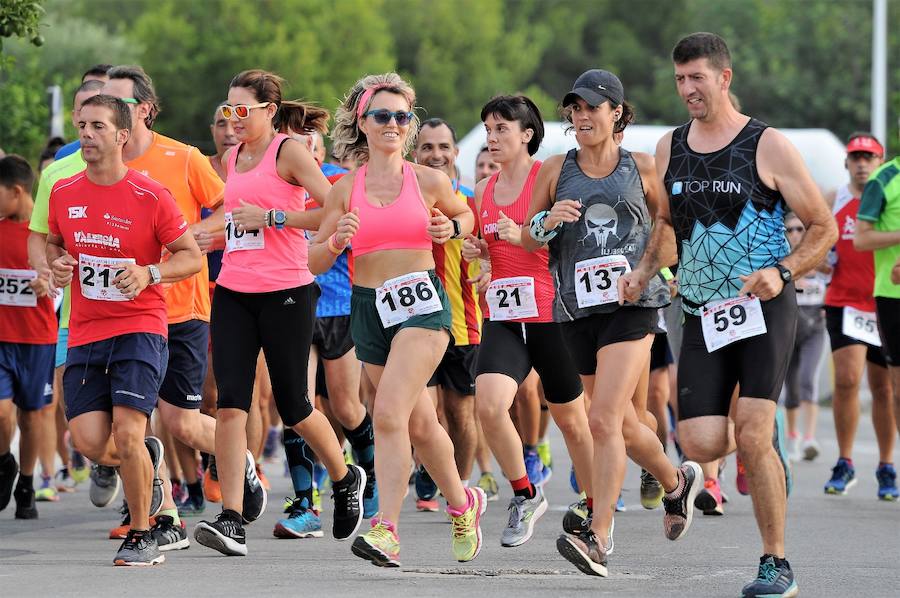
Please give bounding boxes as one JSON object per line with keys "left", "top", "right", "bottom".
{"left": 672, "top": 32, "right": 732, "bottom": 71}
{"left": 80, "top": 94, "right": 133, "bottom": 131}
{"left": 0, "top": 155, "right": 36, "bottom": 194}
{"left": 480, "top": 95, "right": 544, "bottom": 156}
{"left": 72, "top": 79, "right": 104, "bottom": 104}
{"left": 107, "top": 65, "right": 160, "bottom": 128}
{"left": 847, "top": 131, "right": 876, "bottom": 143}
{"left": 81, "top": 64, "right": 112, "bottom": 82}
{"left": 420, "top": 118, "right": 458, "bottom": 145}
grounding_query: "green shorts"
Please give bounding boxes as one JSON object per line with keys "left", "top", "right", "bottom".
{"left": 350, "top": 270, "right": 452, "bottom": 366}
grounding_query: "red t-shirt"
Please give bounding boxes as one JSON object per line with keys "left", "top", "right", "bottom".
{"left": 824, "top": 186, "right": 876, "bottom": 312}
{"left": 0, "top": 218, "right": 58, "bottom": 344}
{"left": 48, "top": 169, "right": 188, "bottom": 348}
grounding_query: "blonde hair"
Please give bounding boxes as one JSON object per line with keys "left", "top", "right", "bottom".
{"left": 331, "top": 73, "right": 419, "bottom": 164}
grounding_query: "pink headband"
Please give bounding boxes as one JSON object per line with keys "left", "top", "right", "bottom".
{"left": 356, "top": 84, "right": 391, "bottom": 118}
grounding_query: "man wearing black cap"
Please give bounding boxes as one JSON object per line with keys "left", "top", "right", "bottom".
{"left": 619, "top": 32, "right": 837, "bottom": 598}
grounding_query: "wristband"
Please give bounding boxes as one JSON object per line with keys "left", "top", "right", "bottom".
{"left": 327, "top": 233, "right": 345, "bottom": 255}
{"left": 529, "top": 210, "right": 559, "bottom": 243}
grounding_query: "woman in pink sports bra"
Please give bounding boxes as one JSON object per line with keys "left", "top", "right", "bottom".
{"left": 309, "top": 73, "right": 483, "bottom": 568}
{"left": 196, "top": 70, "right": 367, "bottom": 557}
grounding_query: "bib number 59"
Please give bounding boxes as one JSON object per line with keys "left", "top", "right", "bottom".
{"left": 713, "top": 304, "right": 747, "bottom": 332}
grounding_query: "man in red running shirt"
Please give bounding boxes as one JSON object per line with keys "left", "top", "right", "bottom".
{"left": 46, "top": 95, "right": 201, "bottom": 566}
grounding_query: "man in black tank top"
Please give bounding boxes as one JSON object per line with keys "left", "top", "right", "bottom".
{"left": 620, "top": 33, "right": 837, "bottom": 598}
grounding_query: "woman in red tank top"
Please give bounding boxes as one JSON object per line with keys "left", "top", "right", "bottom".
{"left": 460, "top": 96, "right": 594, "bottom": 549}
{"left": 309, "top": 73, "right": 482, "bottom": 568}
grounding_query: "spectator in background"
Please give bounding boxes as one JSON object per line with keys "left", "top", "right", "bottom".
{"left": 55, "top": 79, "right": 107, "bottom": 161}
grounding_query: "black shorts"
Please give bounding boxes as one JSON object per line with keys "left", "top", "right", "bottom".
{"left": 560, "top": 307, "right": 657, "bottom": 375}
{"left": 159, "top": 320, "right": 209, "bottom": 409}
{"left": 315, "top": 355, "right": 328, "bottom": 399}
{"left": 476, "top": 319, "right": 582, "bottom": 404}
{"left": 677, "top": 287, "right": 797, "bottom": 421}
{"left": 650, "top": 332, "right": 674, "bottom": 371}
{"left": 312, "top": 315, "right": 354, "bottom": 361}
{"left": 428, "top": 345, "right": 479, "bottom": 396}
{"left": 876, "top": 297, "right": 900, "bottom": 366}
{"left": 824, "top": 306, "right": 887, "bottom": 367}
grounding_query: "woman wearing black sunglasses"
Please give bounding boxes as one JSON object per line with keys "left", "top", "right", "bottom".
{"left": 309, "top": 73, "right": 483, "bottom": 568}
{"left": 195, "top": 69, "right": 366, "bottom": 557}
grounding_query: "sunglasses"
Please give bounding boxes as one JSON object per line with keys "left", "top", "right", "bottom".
{"left": 220, "top": 102, "right": 271, "bottom": 120}
{"left": 786, "top": 226, "right": 805, "bottom": 233}
{"left": 363, "top": 109, "right": 414, "bottom": 126}
{"left": 119, "top": 97, "right": 139, "bottom": 105}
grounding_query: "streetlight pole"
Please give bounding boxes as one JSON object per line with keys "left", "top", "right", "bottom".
{"left": 871, "top": 0, "right": 887, "bottom": 145}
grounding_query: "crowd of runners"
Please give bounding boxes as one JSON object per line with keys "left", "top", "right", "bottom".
{"left": 1, "top": 31, "right": 899, "bottom": 598}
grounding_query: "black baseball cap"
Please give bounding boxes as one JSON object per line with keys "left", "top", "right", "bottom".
{"left": 563, "top": 69, "right": 625, "bottom": 107}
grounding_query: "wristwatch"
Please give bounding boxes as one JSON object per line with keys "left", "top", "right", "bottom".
{"left": 773, "top": 263, "right": 792, "bottom": 285}
{"left": 148, "top": 264, "right": 162, "bottom": 285}
{"left": 273, "top": 210, "right": 287, "bottom": 230}
{"left": 451, "top": 218, "right": 461, "bottom": 239}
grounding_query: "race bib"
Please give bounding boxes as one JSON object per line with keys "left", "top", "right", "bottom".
{"left": 225, "top": 212, "right": 265, "bottom": 252}
{"left": 574, "top": 255, "right": 631, "bottom": 308}
{"left": 842, "top": 306, "right": 881, "bottom": 347}
{"left": 796, "top": 277, "right": 826, "bottom": 306}
{"left": 375, "top": 271, "right": 443, "bottom": 328}
{"left": 701, "top": 295, "right": 767, "bottom": 352}
{"left": 486, "top": 276, "right": 538, "bottom": 321}
{"left": 0, "top": 268, "right": 38, "bottom": 307}
{"left": 78, "top": 254, "right": 136, "bottom": 302}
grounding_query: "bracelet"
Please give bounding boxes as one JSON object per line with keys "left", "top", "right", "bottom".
{"left": 529, "top": 210, "right": 559, "bottom": 243}
{"left": 327, "top": 233, "right": 345, "bottom": 255}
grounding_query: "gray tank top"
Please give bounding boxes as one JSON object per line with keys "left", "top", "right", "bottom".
{"left": 549, "top": 147, "right": 670, "bottom": 322}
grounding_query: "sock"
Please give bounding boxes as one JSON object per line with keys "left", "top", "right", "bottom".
{"left": 16, "top": 474, "right": 34, "bottom": 491}
{"left": 283, "top": 427, "right": 314, "bottom": 510}
{"left": 787, "top": 431, "right": 799, "bottom": 440}
{"left": 335, "top": 466, "right": 356, "bottom": 487}
{"left": 840, "top": 457, "right": 854, "bottom": 467}
{"left": 187, "top": 481, "right": 203, "bottom": 501}
{"left": 511, "top": 475, "right": 535, "bottom": 499}
{"left": 220, "top": 508, "right": 242, "bottom": 522}
{"left": 447, "top": 488, "right": 473, "bottom": 515}
{"left": 878, "top": 462, "right": 893, "bottom": 468}
{"left": 160, "top": 507, "right": 180, "bottom": 526}
{"left": 460, "top": 479, "right": 469, "bottom": 488}
{"left": 523, "top": 444, "right": 536, "bottom": 453}
{"left": 586, "top": 497, "right": 594, "bottom": 512}
{"left": 343, "top": 414, "right": 375, "bottom": 477}
{"left": 665, "top": 468, "right": 685, "bottom": 499}
{"left": 200, "top": 452, "right": 210, "bottom": 472}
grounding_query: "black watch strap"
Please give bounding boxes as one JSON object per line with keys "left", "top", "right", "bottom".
{"left": 774, "top": 263, "right": 792, "bottom": 284}
{"left": 451, "top": 218, "right": 461, "bottom": 239}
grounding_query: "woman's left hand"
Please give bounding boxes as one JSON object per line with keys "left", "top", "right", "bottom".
{"left": 232, "top": 199, "right": 268, "bottom": 231}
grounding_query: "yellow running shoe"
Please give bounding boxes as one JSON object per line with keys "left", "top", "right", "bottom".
{"left": 448, "top": 487, "right": 486, "bottom": 562}
{"left": 351, "top": 517, "right": 400, "bottom": 567}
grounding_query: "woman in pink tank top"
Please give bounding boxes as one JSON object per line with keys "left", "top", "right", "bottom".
{"left": 308, "top": 73, "right": 482, "bottom": 567}
{"left": 460, "top": 96, "right": 594, "bottom": 549}
{"left": 197, "top": 70, "right": 368, "bottom": 557}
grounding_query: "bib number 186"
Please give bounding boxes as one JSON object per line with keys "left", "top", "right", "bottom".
{"left": 375, "top": 271, "right": 443, "bottom": 327}
{"left": 380, "top": 280, "right": 434, "bottom": 312}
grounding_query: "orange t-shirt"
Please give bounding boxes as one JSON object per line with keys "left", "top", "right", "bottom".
{"left": 127, "top": 133, "right": 224, "bottom": 324}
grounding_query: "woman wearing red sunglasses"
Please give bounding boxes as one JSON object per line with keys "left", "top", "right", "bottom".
{"left": 309, "top": 73, "right": 483, "bottom": 568}
{"left": 194, "top": 69, "right": 366, "bottom": 557}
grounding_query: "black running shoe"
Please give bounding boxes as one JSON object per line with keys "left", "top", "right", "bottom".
{"left": 562, "top": 497, "right": 591, "bottom": 535}
{"left": 0, "top": 453, "right": 17, "bottom": 511}
{"left": 151, "top": 515, "right": 189, "bottom": 551}
{"left": 113, "top": 529, "right": 164, "bottom": 566}
{"left": 14, "top": 485, "right": 38, "bottom": 519}
{"left": 332, "top": 464, "right": 365, "bottom": 541}
{"left": 144, "top": 437, "right": 164, "bottom": 517}
{"left": 195, "top": 512, "right": 247, "bottom": 556}
{"left": 741, "top": 555, "right": 799, "bottom": 597}
{"left": 556, "top": 530, "right": 608, "bottom": 577}
{"left": 241, "top": 451, "right": 267, "bottom": 524}
{"left": 662, "top": 461, "right": 702, "bottom": 541}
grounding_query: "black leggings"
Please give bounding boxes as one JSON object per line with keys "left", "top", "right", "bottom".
{"left": 211, "top": 283, "right": 316, "bottom": 427}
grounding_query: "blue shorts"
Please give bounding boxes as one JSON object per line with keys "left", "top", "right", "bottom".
{"left": 158, "top": 320, "right": 209, "bottom": 409}
{"left": 55, "top": 328, "right": 69, "bottom": 369}
{"left": 0, "top": 342, "right": 55, "bottom": 411}
{"left": 63, "top": 333, "right": 168, "bottom": 420}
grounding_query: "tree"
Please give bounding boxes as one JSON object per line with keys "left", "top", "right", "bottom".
{"left": 0, "top": 0, "right": 45, "bottom": 59}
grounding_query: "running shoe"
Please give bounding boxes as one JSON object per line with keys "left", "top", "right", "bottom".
{"left": 203, "top": 457, "right": 222, "bottom": 503}
{"left": 144, "top": 437, "right": 165, "bottom": 517}
{"left": 562, "top": 496, "right": 590, "bottom": 535}
{"left": 569, "top": 465, "right": 579, "bottom": 494}
{"left": 449, "top": 486, "right": 486, "bottom": 562}
{"left": 274, "top": 499, "right": 324, "bottom": 539}
{"left": 741, "top": 555, "right": 799, "bottom": 598}
{"left": 113, "top": 529, "right": 164, "bottom": 566}
{"left": 476, "top": 472, "right": 500, "bottom": 502}
{"left": 194, "top": 512, "right": 247, "bottom": 556}
{"left": 313, "top": 486, "right": 322, "bottom": 512}
{"left": 70, "top": 464, "right": 90, "bottom": 485}
{"left": 536, "top": 439, "right": 553, "bottom": 469}
{"left": 824, "top": 458, "right": 856, "bottom": 495}
{"left": 801, "top": 438, "right": 820, "bottom": 462}
{"left": 241, "top": 450, "right": 268, "bottom": 523}
{"left": 735, "top": 454, "right": 750, "bottom": 496}
{"left": 177, "top": 493, "right": 206, "bottom": 516}
{"left": 615, "top": 495, "right": 626, "bottom": 512}
{"left": 14, "top": 485, "right": 38, "bottom": 519}
{"left": 640, "top": 469, "right": 664, "bottom": 510}
{"left": 662, "top": 461, "right": 702, "bottom": 541}
{"left": 362, "top": 472, "right": 378, "bottom": 519}
{"left": 416, "top": 497, "right": 440, "bottom": 512}
{"left": 414, "top": 464, "right": 438, "bottom": 501}
{"left": 35, "top": 475, "right": 59, "bottom": 502}
{"left": 171, "top": 480, "right": 188, "bottom": 505}
{"left": 331, "top": 464, "right": 365, "bottom": 540}
{"left": 876, "top": 463, "right": 899, "bottom": 501}
{"left": 55, "top": 468, "right": 78, "bottom": 493}
{"left": 694, "top": 477, "right": 725, "bottom": 516}
{"left": 151, "top": 515, "right": 189, "bottom": 551}
{"left": 524, "top": 449, "right": 551, "bottom": 487}
{"left": 110, "top": 502, "right": 131, "bottom": 539}
{"left": 774, "top": 409, "right": 792, "bottom": 497}
{"left": 256, "top": 463, "right": 271, "bottom": 491}
{"left": 263, "top": 427, "right": 280, "bottom": 461}
{"left": 351, "top": 517, "right": 400, "bottom": 567}
{"left": 501, "top": 486, "right": 547, "bottom": 547}
{"left": 89, "top": 464, "right": 120, "bottom": 508}
{"left": 556, "top": 530, "right": 609, "bottom": 577}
